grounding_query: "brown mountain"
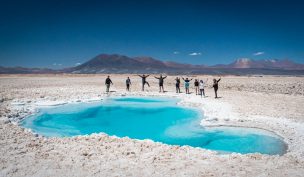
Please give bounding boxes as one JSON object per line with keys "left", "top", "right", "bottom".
{"left": 70, "top": 54, "right": 174, "bottom": 74}
{"left": 1, "top": 54, "right": 304, "bottom": 75}
{"left": 134, "top": 57, "right": 167, "bottom": 68}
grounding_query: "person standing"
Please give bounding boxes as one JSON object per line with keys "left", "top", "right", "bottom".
{"left": 126, "top": 77, "right": 131, "bottom": 91}
{"left": 213, "top": 77, "right": 221, "bottom": 98}
{"left": 175, "top": 77, "right": 181, "bottom": 93}
{"left": 199, "top": 79, "right": 208, "bottom": 97}
{"left": 194, "top": 79, "right": 199, "bottom": 95}
{"left": 154, "top": 74, "right": 167, "bottom": 92}
{"left": 105, "top": 75, "right": 113, "bottom": 93}
{"left": 182, "top": 77, "right": 193, "bottom": 94}
{"left": 137, "top": 74, "right": 150, "bottom": 91}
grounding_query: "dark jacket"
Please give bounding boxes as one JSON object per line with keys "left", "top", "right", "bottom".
{"left": 105, "top": 78, "right": 113, "bottom": 85}
{"left": 155, "top": 76, "right": 167, "bottom": 85}
{"left": 213, "top": 79, "right": 221, "bottom": 89}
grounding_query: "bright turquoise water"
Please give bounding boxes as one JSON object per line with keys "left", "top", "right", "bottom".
{"left": 22, "top": 97, "right": 287, "bottom": 155}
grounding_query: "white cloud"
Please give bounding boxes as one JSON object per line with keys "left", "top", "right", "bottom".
{"left": 189, "top": 52, "right": 202, "bottom": 56}
{"left": 75, "top": 62, "right": 82, "bottom": 66}
{"left": 173, "top": 51, "right": 180, "bottom": 54}
{"left": 52, "top": 63, "right": 62, "bottom": 66}
{"left": 253, "top": 51, "right": 265, "bottom": 56}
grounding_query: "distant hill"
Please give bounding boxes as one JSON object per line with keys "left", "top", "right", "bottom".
{"left": 1, "top": 54, "right": 304, "bottom": 75}
{"left": 217, "top": 58, "right": 304, "bottom": 70}
{"left": 0, "top": 66, "right": 58, "bottom": 74}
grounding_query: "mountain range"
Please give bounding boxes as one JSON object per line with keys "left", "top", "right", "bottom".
{"left": 1, "top": 54, "right": 304, "bottom": 75}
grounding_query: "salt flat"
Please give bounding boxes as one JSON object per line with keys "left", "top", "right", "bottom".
{"left": 0, "top": 74, "right": 304, "bottom": 177}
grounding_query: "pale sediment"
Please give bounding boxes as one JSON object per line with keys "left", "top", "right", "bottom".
{"left": 1, "top": 74, "right": 304, "bottom": 177}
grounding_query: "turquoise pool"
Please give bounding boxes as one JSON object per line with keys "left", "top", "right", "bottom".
{"left": 22, "top": 97, "right": 287, "bottom": 155}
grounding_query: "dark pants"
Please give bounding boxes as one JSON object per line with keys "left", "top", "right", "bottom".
{"left": 126, "top": 84, "right": 130, "bottom": 91}
{"left": 106, "top": 84, "right": 110, "bottom": 92}
{"left": 200, "top": 89, "right": 205, "bottom": 97}
{"left": 214, "top": 87, "right": 218, "bottom": 98}
{"left": 176, "top": 84, "right": 180, "bottom": 93}
{"left": 159, "top": 83, "right": 164, "bottom": 92}
{"left": 142, "top": 81, "right": 150, "bottom": 91}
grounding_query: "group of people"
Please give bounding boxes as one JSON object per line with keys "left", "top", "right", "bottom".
{"left": 105, "top": 75, "right": 221, "bottom": 98}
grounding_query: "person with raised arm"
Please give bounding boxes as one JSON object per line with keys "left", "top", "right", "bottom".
{"left": 199, "top": 78, "right": 208, "bottom": 97}
{"left": 154, "top": 74, "right": 167, "bottom": 92}
{"left": 213, "top": 77, "right": 221, "bottom": 98}
{"left": 182, "top": 77, "right": 193, "bottom": 94}
{"left": 137, "top": 74, "right": 150, "bottom": 91}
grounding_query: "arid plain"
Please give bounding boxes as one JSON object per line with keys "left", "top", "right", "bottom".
{"left": 1, "top": 74, "right": 304, "bottom": 177}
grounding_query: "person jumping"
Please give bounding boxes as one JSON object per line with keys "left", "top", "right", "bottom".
{"left": 138, "top": 74, "right": 150, "bottom": 91}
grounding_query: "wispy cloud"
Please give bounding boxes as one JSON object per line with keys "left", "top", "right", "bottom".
{"left": 189, "top": 52, "right": 202, "bottom": 56}
{"left": 173, "top": 51, "right": 180, "bottom": 54}
{"left": 253, "top": 51, "right": 265, "bottom": 56}
{"left": 52, "top": 63, "right": 62, "bottom": 66}
{"left": 75, "top": 62, "right": 81, "bottom": 66}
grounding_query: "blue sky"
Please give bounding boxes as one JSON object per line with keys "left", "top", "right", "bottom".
{"left": 0, "top": 0, "right": 304, "bottom": 68}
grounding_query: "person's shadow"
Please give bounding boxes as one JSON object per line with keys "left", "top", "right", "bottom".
{"left": 105, "top": 91, "right": 117, "bottom": 94}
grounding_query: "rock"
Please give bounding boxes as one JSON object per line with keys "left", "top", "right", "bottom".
{"left": 82, "top": 152, "right": 89, "bottom": 156}
{"left": 4, "top": 119, "right": 11, "bottom": 124}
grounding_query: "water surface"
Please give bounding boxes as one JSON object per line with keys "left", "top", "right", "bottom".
{"left": 22, "top": 97, "right": 286, "bottom": 155}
